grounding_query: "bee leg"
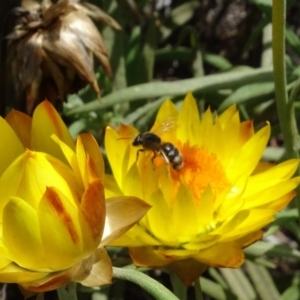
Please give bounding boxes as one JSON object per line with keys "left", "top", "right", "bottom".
{"left": 136, "top": 149, "right": 145, "bottom": 162}
{"left": 160, "top": 151, "right": 170, "bottom": 176}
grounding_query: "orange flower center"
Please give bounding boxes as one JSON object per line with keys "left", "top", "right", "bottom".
{"left": 171, "top": 143, "right": 230, "bottom": 202}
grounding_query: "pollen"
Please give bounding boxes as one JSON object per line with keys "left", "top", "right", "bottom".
{"left": 174, "top": 144, "right": 230, "bottom": 202}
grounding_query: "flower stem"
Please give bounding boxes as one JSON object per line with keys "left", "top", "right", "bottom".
{"left": 112, "top": 267, "right": 180, "bottom": 300}
{"left": 57, "top": 282, "right": 78, "bottom": 300}
{"left": 194, "top": 278, "right": 204, "bottom": 300}
{"left": 272, "top": 0, "right": 300, "bottom": 219}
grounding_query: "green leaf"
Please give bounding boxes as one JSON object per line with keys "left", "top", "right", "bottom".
{"left": 286, "top": 26, "right": 300, "bottom": 57}
{"left": 160, "top": 1, "right": 200, "bottom": 40}
{"left": 101, "top": 0, "right": 128, "bottom": 90}
{"left": 155, "top": 47, "right": 194, "bottom": 62}
{"left": 252, "top": 0, "right": 272, "bottom": 18}
{"left": 200, "top": 277, "right": 238, "bottom": 300}
{"left": 281, "top": 272, "right": 300, "bottom": 300}
{"left": 202, "top": 52, "right": 233, "bottom": 71}
{"left": 244, "top": 241, "right": 300, "bottom": 260}
{"left": 66, "top": 67, "right": 273, "bottom": 115}
{"left": 220, "top": 268, "right": 256, "bottom": 300}
{"left": 281, "top": 286, "right": 300, "bottom": 300}
{"left": 123, "top": 97, "right": 166, "bottom": 125}
{"left": 243, "top": 16, "right": 269, "bottom": 54}
{"left": 245, "top": 260, "right": 280, "bottom": 300}
{"left": 219, "top": 82, "right": 275, "bottom": 111}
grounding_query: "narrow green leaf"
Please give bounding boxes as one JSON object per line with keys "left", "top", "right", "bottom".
{"left": 220, "top": 268, "right": 256, "bottom": 300}
{"left": 160, "top": 1, "right": 200, "bottom": 40}
{"left": 200, "top": 277, "right": 238, "bottom": 300}
{"left": 281, "top": 272, "right": 300, "bottom": 300}
{"left": 208, "top": 268, "right": 229, "bottom": 289}
{"left": 155, "top": 47, "right": 194, "bottom": 62}
{"left": 252, "top": 0, "right": 272, "bottom": 18}
{"left": 123, "top": 97, "right": 166, "bottom": 125}
{"left": 66, "top": 67, "right": 273, "bottom": 115}
{"left": 244, "top": 241, "right": 300, "bottom": 260}
{"left": 171, "top": 1, "right": 200, "bottom": 26}
{"left": 219, "top": 82, "right": 275, "bottom": 111}
{"left": 281, "top": 286, "right": 300, "bottom": 300}
{"left": 202, "top": 52, "right": 232, "bottom": 71}
{"left": 142, "top": 18, "right": 157, "bottom": 81}
{"left": 286, "top": 26, "right": 300, "bottom": 57}
{"left": 101, "top": 0, "right": 127, "bottom": 90}
{"left": 245, "top": 260, "right": 280, "bottom": 300}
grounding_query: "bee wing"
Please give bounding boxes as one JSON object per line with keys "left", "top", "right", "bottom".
{"left": 150, "top": 117, "right": 177, "bottom": 136}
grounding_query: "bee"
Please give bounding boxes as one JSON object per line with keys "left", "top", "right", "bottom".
{"left": 132, "top": 131, "right": 184, "bottom": 171}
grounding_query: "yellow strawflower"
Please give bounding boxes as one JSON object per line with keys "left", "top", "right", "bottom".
{"left": 0, "top": 101, "right": 149, "bottom": 292}
{"left": 105, "top": 93, "right": 300, "bottom": 285}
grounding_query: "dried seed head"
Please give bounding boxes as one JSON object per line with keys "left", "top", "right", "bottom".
{"left": 5, "top": 0, "right": 121, "bottom": 115}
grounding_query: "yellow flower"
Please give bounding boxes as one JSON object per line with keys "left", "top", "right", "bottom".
{"left": 0, "top": 101, "right": 149, "bottom": 292}
{"left": 105, "top": 93, "right": 300, "bottom": 285}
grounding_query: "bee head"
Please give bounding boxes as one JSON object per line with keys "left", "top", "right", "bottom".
{"left": 132, "top": 134, "right": 143, "bottom": 146}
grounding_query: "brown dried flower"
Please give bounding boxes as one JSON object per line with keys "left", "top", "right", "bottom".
{"left": 5, "top": 0, "right": 121, "bottom": 115}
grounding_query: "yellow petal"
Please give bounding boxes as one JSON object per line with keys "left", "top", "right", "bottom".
{"left": 244, "top": 177, "right": 300, "bottom": 209}
{"left": 226, "top": 124, "right": 270, "bottom": 181}
{"left": 0, "top": 151, "right": 81, "bottom": 213}
{"left": 104, "top": 174, "right": 123, "bottom": 198}
{"left": 217, "top": 209, "right": 275, "bottom": 242}
{"left": 194, "top": 242, "right": 244, "bottom": 268}
{"left": 154, "top": 98, "right": 178, "bottom": 126}
{"left": 238, "top": 120, "right": 254, "bottom": 145}
{"left": 129, "top": 247, "right": 170, "bottom": 267}
{"left": 172, "top": 184, "right": 199, "bottom": 241}
{"left": 2, "top": 197, "right": 45, "bottom": 270}
{"left": 20, "top": 266, "right": 80, "bottom": 292}
{"left": 79, "top": 179, "right": 106, "bottom": 252}
{"left": 196, "top": 186, "right": 214, "bottom": 227}
{"left": 5, "top": 110, "right": 32, "bottom": 149}
{"left": 38, "top": 186, "right": 83, "bottom": 270}
{"left": 78, "top": 133, "right": 104, "bottom": 181}
{"left": 142, "top": 189, "right": 178, "bottom": 245}
{"left": 0, "top": 263, "right": 48, "bottom": 283}
{"left": 123, "top": 164, "right": 143, "bottom": 199}
{"left": 219, "top": 105, "right": 237, "bottom": 125}
{"left": 0, "top": 117, "right": 24, "bottom": 176}
{"left": 101, "top": 196, "right": 150, "bottom": 246}
{"left": 52, "top": 134, "right": 82, "bottom": 190}
{"left": 31, "top": 101, "right": 75, "bottom": 162}
{"left": 177, "top": 92, "right": 200, "bottom": 145}
{"left": 105, "top": 126, "right": 128, "bottom": 188}
{"left": 0, "top": 243, "right": 11, "bottom": 269}
{"left": 236, "top": 230, "right": 263, "bottom": 248}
